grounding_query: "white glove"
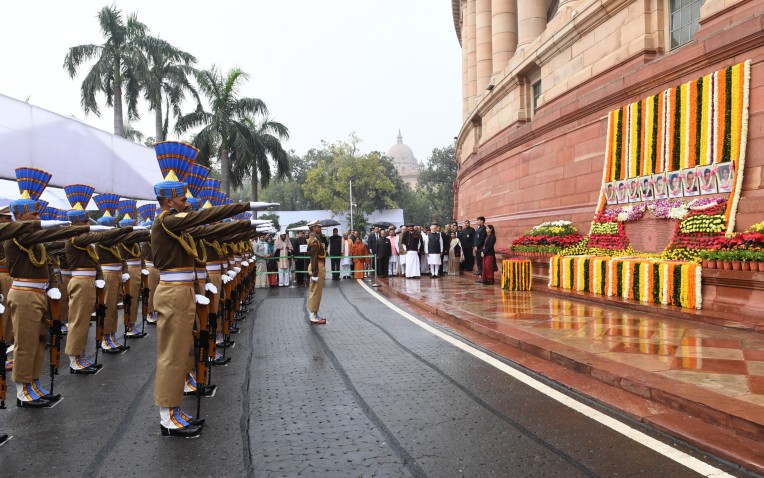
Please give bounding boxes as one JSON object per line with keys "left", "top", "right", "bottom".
{"left": 0, "top": 303, "right": 5, "bottom": 315}
{"left": 234, "top": 267, "right": 241, "bottom": 273}
{"left": 195, "top": 294, "right": 210, "bottom": 305}
{"left": 221, "top": 275, "right": 232, "bottom": 284}
{"left": 133, "top": 225, "right": 147, "bottom": 230}
{"left": 89, "top": 225, "right": 113, "bottom": 232}
{"left": 95, "top": 279, "right": 106, "bottom": 289}
{"left": 227, "top": 270, "right": 237, "bottom": 278}
{"left": 205, "top": 283, "right": 218, "bottom": 294}
{"left": 241, "top": 260, "right": 249, "bottom": 267}
{"left": 121, "top": 273, "right": 130, "bottom": 283}
{"left": 41, "top": 220, "right": 71, "bottom": 229}
{"left": 141, "top": 269, "right": 150, "bottom": 276}
{"left": 47, "top": 288, "right": 62, "bottom": 300}
{"left": 249, "top": 201, "right": 279, "bottom": 211}
{"left": 311, "top": 276, "right": 319, "bottom": 283}
{"left": 0, "top": 293, "right": 4, "bottom": 303}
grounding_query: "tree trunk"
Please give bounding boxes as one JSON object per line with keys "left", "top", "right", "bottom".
{"left": 113, "top": 81, "right": 125, "bottom": 138}
{"left": 220, "top": 148, "right": 230, "bottom": 195}
{"left": 251, "top": 164, "right": 258, "bottom": 201}
{"left": 154, "top": 91, "right": 164, "bottom": 142}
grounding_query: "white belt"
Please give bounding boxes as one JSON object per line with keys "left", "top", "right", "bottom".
{"left": 160, "top": 271, "right": 195, "bottom": 282}
{"left": 206, "top": 264, "right": 222, "bottom": 272}
{"left": 196, "top": 270, "right": 207, "bottom": 280}
{"left": 72, "top": 270, "right": 97, "bottom": 277}
{"left": 126, "top": 260, "right": 141, "bottom": 266}
{"left": 102, "top": 265, "right": 121, "bottom": 272}
{"left": 61, "top": 269, "right": 72, "bottom": 276}
{"left": 145, "top": 261, "right": 154, "bottom": 268}
{"left": 234, "top": 256, "right": 242, "bottom": 262}
{"left": 12, "top": 280, "right": 47, "bottom": 290}
{"left": 53, "top": 268, "right": 61, "bottom": 274}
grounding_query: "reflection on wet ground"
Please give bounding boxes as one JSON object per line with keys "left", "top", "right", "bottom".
{"left": 383, "top": 275, "right": 764, "bottom": 407}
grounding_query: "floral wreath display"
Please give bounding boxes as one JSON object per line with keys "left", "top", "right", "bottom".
{"left": 548, "top": 60, "right": 751, "bottom": 310}
{"left": 501, "top": 259, "right": 533, "bottom": 291}
{"left": 510, "top": 221, "right": 583, "bottom": 254}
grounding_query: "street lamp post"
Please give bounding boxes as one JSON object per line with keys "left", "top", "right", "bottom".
{"left": 349, "top": 180, "right": 354, "bottom": 232}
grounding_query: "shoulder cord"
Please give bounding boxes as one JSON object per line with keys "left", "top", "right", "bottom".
{"left": 98, "top": 244, "right": 122, "bottom": 262}
{"left": 120, "top": 243, "right": 141, "bottom": 258}
{"left": 194, "top": 239, "right": 207, "bottom": 266}
{"left": 202, "top": 239, "right": 223, "bottom": 258}
{"left": 157, "top": 210, "right": 198, "bottom": 260}
{"left": 69, "top": 238, "right": 100, "bottom": 262}
{"left": 13, "top": 239, "right": 47, "bottom": 268}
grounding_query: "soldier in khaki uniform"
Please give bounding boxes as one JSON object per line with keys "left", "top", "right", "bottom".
{"left": 306, "top": 220, "right": 327, "bottom": 324}
{"left": 150, "top": 140, "right": 275, "bottom": 437}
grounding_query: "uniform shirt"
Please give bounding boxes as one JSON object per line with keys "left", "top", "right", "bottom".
{"left": 65, "top": 228, "right": 129, "bottom": 277}
{"left": 4, "top": 226, "right": 89, "bottom": 282}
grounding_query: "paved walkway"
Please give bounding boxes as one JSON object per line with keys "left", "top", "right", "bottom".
{"left": 378, "top": 274, "right": 764, "bottom": 473}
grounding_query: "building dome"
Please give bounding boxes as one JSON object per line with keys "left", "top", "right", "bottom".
{"left": 386, "top": 130, "right": 421, "bottom": 188}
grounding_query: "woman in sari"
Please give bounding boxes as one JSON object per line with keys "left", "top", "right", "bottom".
{"left": 266, "top": 235, "right": 279, "bottom": 287}
{"left": 481, "top": 225, "right": 497, "bottom": 285}
{"left": 447, "top": 231, "right": 463, "bottom": 275}
{"left": 253, "top": 234, "right": 271, "bottom": 288}
{"left": 350, "top": 237, "right": 369, "bottom": 279}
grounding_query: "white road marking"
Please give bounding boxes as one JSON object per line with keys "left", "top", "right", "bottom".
{"left": 358, "top": 280, "right": 733, "bottom": 478}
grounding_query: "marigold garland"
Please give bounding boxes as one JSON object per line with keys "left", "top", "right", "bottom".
{"left": 501, "top": 259, "right": 532, "bottom": 291}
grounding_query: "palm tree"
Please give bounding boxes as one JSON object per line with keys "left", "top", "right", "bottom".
{"left": 63, "top": 5, "right": 150, "bottom": 137}
{"left": 142, "top": 38, "right": 199, "bottom": 142}
{"left": 175, "top": 66, "right": 267, "bottom": 194}
{"left": 230, "top": 117, "right": 290, "bottom": 201}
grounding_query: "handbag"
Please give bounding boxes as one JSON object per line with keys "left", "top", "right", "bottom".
{"left": 454, "top": 244, "right": 461, "bottom": 257}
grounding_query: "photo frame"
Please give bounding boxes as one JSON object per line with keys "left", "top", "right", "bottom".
{"left": 716, "top": 163, "right": 734, "bottom": 193}
{"left": 604, "top": 182, "right": 618, "bottom": 205}
{"left": 638, "top": 175, "right": 654, "bottom": 201}
{"left": 616, "top": 180, "right": 629, "bottom": 204}
{"left": 652, "top": 172, "right": 668, "bottom": 199}
{"left": 681, "top": 166, "right": 700, "bottom": 197}
{"left": 667, "top": 171, "right": 684, "bottom": 198}
{"left": 627, "top": 178, "right": 642, "bottom": 203}
{"left": 697, "top": 165, "right": 718, "bottom": 195}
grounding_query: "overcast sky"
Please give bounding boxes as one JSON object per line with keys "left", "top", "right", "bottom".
{"left": 0, "top": 1, "right": 462, "bottom": 164}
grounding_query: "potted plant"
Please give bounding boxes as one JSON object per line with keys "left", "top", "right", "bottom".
{"left": 717, "top": 250, "right": 734, "bottom": 270}
{"left": 753, "top": 251, "right": 764, "bottom": 272}
{"left": 740, "top": 250, "right": 753, "bottom": 271}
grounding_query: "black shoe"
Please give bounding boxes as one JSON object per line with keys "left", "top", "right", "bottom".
{"left": 216, "top": 340, "right": 234, "bottom": 349}
{"left": 16, "top": 397, "right": 50, "bottom": 408}
{"left": 229, "top": 327, "right": 240, "bottom": 334}
{"left": 160, "top": 424, "right": 202, "bottom": 437}
{"left": 188, "top": 417, "right": 205, "bottom": 426}
{"left": 41, "top": 393, "right": 61, "bottom": 402}
{"left": 102, "top": 347, "right": 122, "bottom": 354}
{"left": 125, "top": 332, "right": 147, "bottom": 339}
{"left": 0, "top": 433, "right": 8, "bottom": 444}
{"left": 209, "top": 357, "right": 231, "bottom": 366}
{"left": 70, "top": 366, "right": 99, "bottom": 375}
{"left": 117, "top": 344, "right": 131, "bottom": 351}
{"left": 90, "top": 363, "right": 104, "bottom": 370}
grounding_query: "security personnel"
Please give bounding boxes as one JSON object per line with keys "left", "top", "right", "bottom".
{"left": 306, "top": 220, "right": 327, "bottom": 324}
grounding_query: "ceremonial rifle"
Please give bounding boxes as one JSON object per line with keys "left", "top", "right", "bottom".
{"left": 122, "top": 276, "right": 131, "bottom": 346}
{"left": 194, "top": 288, "right": 216, "bottom": 418}
{"left": 0, "top": 305, "right": 7, "bottom": 409}
{"left": 93, "top": 286, "right": 106, "bottom": 365}
{"left": 221, "top": 276, "right": 233, "bottom": 360}
{"left": 140, "top": 271, "right": 150, "bottom": 332}
{"left": 47, "top": 298, "right": 62, "bottom": 395}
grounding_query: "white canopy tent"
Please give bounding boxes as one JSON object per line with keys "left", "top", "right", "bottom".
{"left": 0, "top": 93, "right": 163, "bottom": 200}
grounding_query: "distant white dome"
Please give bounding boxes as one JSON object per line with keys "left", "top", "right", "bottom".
{"left": 386, "top": 130, "right": 421, "bottom": 188}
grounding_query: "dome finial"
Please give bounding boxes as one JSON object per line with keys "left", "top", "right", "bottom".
{"left": 397, "top": 129, "right": 403, "bottom": 144}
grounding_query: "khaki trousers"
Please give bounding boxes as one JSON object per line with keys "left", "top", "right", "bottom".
{"left": 208, "top": 271, "right": 222, "bottom": 313}
{"left": 147, "top": 266, "right": 159, "bottom": 314}
{"left": 60, "top": 275, "right": 71, "bottom": 324}
{"left": 64, "top": 277, "right": 96, "bottom": 357}
{"left": 307, "top": 261, "right": 325, "bottom": 313}
{"left": 154, "top": 283, "right": 195, "bottom": 407}
{"left": 126, "top": 266, "right": 141, "bottom": 326}
{"left": 0, "top": 273, "right": 13, "bottom": 341}
{"left": 102, "top": 271, "right": 121, "bottom": 335}
{"left": 8, "top": 288, "right": 48, "bottom": 383}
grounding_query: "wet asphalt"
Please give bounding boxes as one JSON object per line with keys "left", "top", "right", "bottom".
{"left": 0, "top": 279, "right": 754, "bottom": 477}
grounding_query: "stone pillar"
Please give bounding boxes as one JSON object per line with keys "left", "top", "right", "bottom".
{"left": 476, "top": 0, "right": 493, "bottom": 93}
{"left": 491, "top": 0, "right": 517, "bottom": 76}
{"left": 462, "top": 1, "right": 469, "bottom": 118}
{"left": 517, "top": 0, "right": 547, "bottom": 50}
{"left": 557, "top": 0, "right": 578, "bottom": 9}
{"left": 466, "top": 0, "right": 477, "bottom": 108}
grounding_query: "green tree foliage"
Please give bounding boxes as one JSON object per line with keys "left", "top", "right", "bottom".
{"left": 64, "top": 5, "right": 151, "bottom": 137}
{"left": 230, "top": 116, "right": 290, "bottom": 201}
{"left": 260, "top": 153, "right": 321, "bottom": 210}
{"left": 302, "top": 135, "right": 396, "bottom": 222}
{"left": 417, "top": 145, "right": 457, "bottom": 224}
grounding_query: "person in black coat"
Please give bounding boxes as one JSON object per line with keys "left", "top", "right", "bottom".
{"left": 376, "top": 230, "right": 391, "bottom": 277}
{"left": 291, "top": 230, "right": 308, "bottom": 286}
{"left": 473, "top": 216, "right": 487, "bottom": 276}
{"left": 459, "top": 220, "right": 475, "bottom": 272}
{"left": 328, "top": 228, "right": 343, "bottom": 280}
{"left": 480, "top": 224, "right": 497, "bottom": 285}
{"left": 440, "top": 226, "right": 450, "bottom": 276}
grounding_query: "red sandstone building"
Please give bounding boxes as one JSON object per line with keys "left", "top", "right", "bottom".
{"left": 452, "top": 0, "right": 763, "bottom": 241}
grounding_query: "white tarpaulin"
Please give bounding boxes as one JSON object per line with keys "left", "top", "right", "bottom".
{"left": 0, "top": 93, "right": 163, "bottom": 200}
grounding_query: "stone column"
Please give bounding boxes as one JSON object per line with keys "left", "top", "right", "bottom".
{"left": 491, "top": 0, "right": 517, "bottom": 76}
{"left": 557, "top": 0, "right": 578, "bottom": 9}
{"left": 462, "top": 1, "right": 470, "bottom": 118}
{"left": 517, "top": 0, "right": 547, "bottom": 50}
{"left": 466, "top": 0, "right": 477, "bottom": 108}
{"left": 476, "top": 0, "right": 493, "bottom": 93}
